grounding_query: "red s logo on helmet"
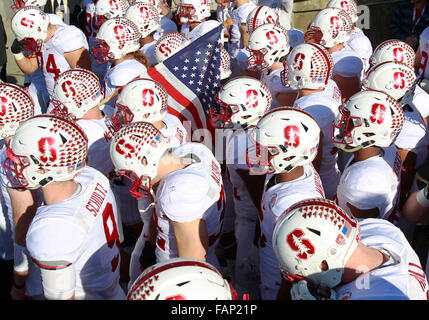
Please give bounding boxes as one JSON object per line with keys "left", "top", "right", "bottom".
{"left": 21, "top": 17, "right": 34, "bottom": 28}
{"left": 114, "top": 25, "right": 126, "bottom": 40}
{"left": 39, "top": 137, "right": 57, "bottom": 163}
{"left": 159, "top": 43, "right": 172, "bottom": 57}
{"left": 287, "top": 229, "right": 315, "bottom": 260}
{"left": 165, "top": 294, "right": 187, "bottom": 300}
{"left": 330, "top": 16, "right": 341, "bottom": 29}
{"left": 139, "top": 6, "right": 150, "bottom": 19}
{"left": 284, "top": 125, "right": 300, "bottom": 147}
{"left": 116, "top": 138, "right": 135, "bottom": 159}
{"left": 340, "top": 1, "right": 350, "bottom": 11}
{"left": 142, "top": 88, "right": 155, "bottom": 107}
{"left": 0, "top": 97, "right": 8, "bottom": 116}
{"left": 266, "top": 30, "right": 278, "bottom": 45}
{"left": 370, "top": 103, "right": 386, "bottom": 124}
{"left": 393, "top": 71, "right": 405, "bottom": 89}
{"left": 61, "top": 80, "right": 76, "bottom": 98}
{"left": 393, "top": 47, "right": 405, "bottom": 63}
{"left": 245, "top": 89, "right": 258, "bottom": 108}
{"left": 294, "top": 53, "right": 306, "bottom": 71}
{"left": 109, "top": 0, "right": 119, "bottom": 10}
{"left": 266, "top": 15, "right": 276, "bottom": 24}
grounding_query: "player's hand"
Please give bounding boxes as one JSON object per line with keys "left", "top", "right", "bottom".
{"left": 290, "top": 280, "right": 336, "bottom": 300}
{"left": 222, "top": 17, "right": 234, "bottom": 28}
{"left": 11, "top": 39, "right": 23, "bottom": 54}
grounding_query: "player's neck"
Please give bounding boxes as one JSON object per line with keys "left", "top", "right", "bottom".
{"left": 155, "top": 153, "right": 193, "bottom": 182}
{"left": 341, "top": 243, "right": 389, "bottom": 283}
{"left": 81, "top": 107, "right": 104, "bottom": 120}
{"left": 328, "top": 43, "right": 345, "bottom": 54}
{"left": 41, "top": 180, "right": 81, "bottom": 205}
{"left": 190, "top": 21, "right": 203, "bottom": 30}
{"left": 353, "top": 146, "right": 381, "bottom": 162}
{"left": 45, "top": 24, "right": 59, "bottom": 42}
{"left": 153, "top": 120, "right": 165, "bottom": 131}
{"left": 234, "top": 0, "right": 248, "bottom": 8}
{"left": 140, "top": 36, "right": 154, "bottom": 46}
{"left": 275, "top": 166, "right": 304, "bottom": 183}
{"left": 298, "top": 87, "right": 324, "bottom": 97}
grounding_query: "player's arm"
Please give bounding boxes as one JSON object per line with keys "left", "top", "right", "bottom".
{"left": 346, "top": 201, "right": 379, "bottom": 219}
{"left": 275, "top": 91, "right": 298, "bottom": 106}
{"left": 333, "top": 74, "right": 360, "bottom": 103}
{"left": 397, "top": 148, "right": 417, "bottom": 208}
{"left": 312, "top": 131, "right": 323, "bottom": 173}
{"left": 35, "top": 261, "right": 76, "bottom": 300}
{"left": 415, "top": 44, "right": 423, "bottom": 73}
{"left": 276, "top": 277, "right": 293, "bottom": 300}
{"left": 402, "top": 183, "right": 429, "bottom": 223}
{"left": 172, "top": 218, "right": 208, "bottom": 261}
{"left": 64, "top": 47, "right": 91, "bottom": 70}
{"left": 11, "top": 39, "right": 39, "bottom": 75}
{"left": 239, "top": 23, "right": 250, "bottom": 49}
{"left": 236, "top": 169, "right": 266, "bottom": 209}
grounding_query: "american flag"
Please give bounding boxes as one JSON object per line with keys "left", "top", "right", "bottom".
{"left": 147, "top": 24, "right": 224, "bottom": 143}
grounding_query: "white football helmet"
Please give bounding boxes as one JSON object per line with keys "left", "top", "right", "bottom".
{"left": 282, "top": 43, "right": 334, "bottom": 90}
{"left": 369, "top": 39, "right": 416, "bottom": 69}
{"left": 246, "top": 107, "right": 320, "bottom": 174}
{"left": 305, "top": 7, "right": 352, "bottom": 48}
{"left": 326, "top": 0, "right": 358, "bottom": 24}
{"left": 51, "top": 69, "right": 104, "bottom": 119}
{"left": 112, "top": 78, "right": 168, "bottom": 131}
{"left": 154, "top": 31, "right": 190, "bottom": 63}
{"left": 110, "top": 121, "right": 170, "bottom": 198}
{"left": 0, "top": 83, "right": 34, "bottom": 139}
{"left": 176, "top": 0, "right": 211, "bottom": 24}
{"left": 131, "top": 0, "right": 166, "bottom": 15}
{"left": 95, "top": 0, "right": 130, "bottom": 26}
{"left": 127, "top": 258, "right": 237, "bottom": 300}
{"left": 4, "top": 114, "right": 88, "bottom": 189}
{"left": 272, "top": 198, "right": 360, "bottom": 288}
{"left": 125, "top": 3, "right": 160, "bottom": 38}
{"left": 247, "top": 23, "right": 290, "bottom": 71}
{"left": 11, "top": 6, "right": 50, "bottom": 53}
{"left": 331, "top": 90, "right": 405, "bottom": 152}
{"left": 210, "top": 76, "right": 272, "bottom": 130}
{"left": 93, "top": 17, "right": 141, "bottom": 64}
{"left": 361, "top": 61, "right": 417, "bottom": 101}
{"left": 220, "top": 47, "right": 231, "bottom": 80}
{"left": 11, "top": 0, "right": 47, "bottom": 12}
{"left": 246, "top": 5, "right": 280, "bottom": 34}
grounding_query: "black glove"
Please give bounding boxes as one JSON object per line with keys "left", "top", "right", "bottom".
{"left": 11, "top": 39, "right": 23, "bottom": 55}
{"left": 139, "top": 241, "right": 156, "bottom": 270}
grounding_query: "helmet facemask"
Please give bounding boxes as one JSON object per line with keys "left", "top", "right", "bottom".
{"left": 92, "top": 38, "right": 114, "bottom": 64}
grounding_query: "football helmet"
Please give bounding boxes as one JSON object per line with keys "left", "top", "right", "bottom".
{"left": 246, "top": 107, "right": 320, "bottom": 174}
{"left": 369, "top": 39, "right": 415, "bottom": 69}
{"left": 247, "top": 23, "right": 290, "bottom": 71}
{"left": 127, "top": 258, "right": 237, "bottom": 300}
{"left": 282, "top": 43, "right": 334, "bottom": 90}
{"left": 220, "top": 46, "right": 231, "bottom": 80}
{"left": 131, "top": 0, "right": 166, "bottom": 15}
{"left": 176, "top": 0, "right": 211, "bottom": 24}
{"left": 154, "top": 31, "right": 190, "bottom": 63}
{"left": 210, "top": 76, "right": 272, "bottom": 130}
{"left": 4, "top": 114, "right": 88, "bottom": 189}
{"left": 305, "top": 7, "right": 352, "bottom": 48}
{"left": 124, "top": 3, "right": 160, "bottom": 38}
{"left": 361, "top": 61, "right": 417, "bottom": 101}
{"left": 246, "top": 5, "right": 280, "bottom": 34}
{"left": 112, "top": 78, "right": 168, "bottom": 131}
{"left": 272, "top": 198, "right": 360, "bottom": 288}
{"left": 326, "top": 0, "right": 358, "bottom": 24}
{"left": 92, "top": 17, "right": 141, "bottom": 64}
{"left": 0, "top": 83, "right": 34, "bottom": 139}
{"left": 11, "top": 6, "right": 50, "bottom": 53}
{"left": 109, "top": 121, "right": 170, "bottom": 198}
{"left": 331, "top": 90, "right": 405, "bottom": 152}
{"left": 51, "top": 69, "right": 104, "bottom": 119}
{"left": 11, "top": 0, "right": 47, "bottom": 11}
{"left": 95, "top": 0, "right": 130, "bottom": 26}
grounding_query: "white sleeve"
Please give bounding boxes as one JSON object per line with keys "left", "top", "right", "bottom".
{"left": 39, "top": 263, "right": 76, "bottom": 300}
{"left": 53, "top": 27, "right": 89, "bottom": 53}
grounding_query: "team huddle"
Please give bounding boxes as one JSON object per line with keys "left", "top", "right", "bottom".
{"left": 1, "top": 0, "right": 429, "bottom": 300}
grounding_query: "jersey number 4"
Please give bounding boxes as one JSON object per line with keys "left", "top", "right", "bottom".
{"left": 37, "top": 53, "right": 61, "bottom": 82}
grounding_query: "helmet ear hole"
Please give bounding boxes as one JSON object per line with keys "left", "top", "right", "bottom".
{"left": 320, "top": 260, "right": 329, "bottom": 271}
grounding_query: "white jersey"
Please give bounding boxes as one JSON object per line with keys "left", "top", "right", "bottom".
{"left": 260, "top": 67, "right": 295, "bottom": 109}
{"left": 293, "top": 82, "right": 342, "bottom": 199}
{"left": 336, "top": 145, "right": 402, "bottom": 222}
{"left": 395, "top": 102, "right": 429, "bottom": 169}
{"left": 259, "top": 164, "right": 325, "bottom": 300}
{"left": 26, "top": 166, "right": 124, "bottom": 300}
{"left": 418, "top": 26, "right": 429, "bottom": 79}
{"left": 346, "top": 27, "right": 373, "bottom": 72}
{"left": 76, "top": 117, "right": 114, "bottom": 179}
{"left": 331, "top": 46, "right": 364, "bottom": 80}
{"left": 153, "top": 15, "right": 178, "bottom": 41}
{"left": 83, "top": 0, "right": 109, "bottom": 81}
{"left": 413, "top": 85, "right": 429, "bottom": 118}
{"left": 102, "top": 59, "right": 148, "bottom": 113}
{"left": 180, "top": 20, "right": 222, "bottom": 43}
{"left": 140, "top": 40, "right": 157, "bottom": 67}
{"left": 335, "top": 218, "right": 429, "bottom": 300}
{"left": 153, "top": 143, "right": 224, "bottom": 268}
{"left": 39, "top": 25, "right": 89, "bottom": 95}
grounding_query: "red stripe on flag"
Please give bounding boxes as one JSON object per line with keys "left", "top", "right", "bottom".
{"left": 147, "top": 66, "right": 205, "bottom": 130}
